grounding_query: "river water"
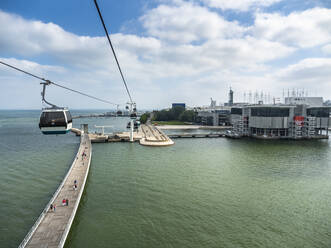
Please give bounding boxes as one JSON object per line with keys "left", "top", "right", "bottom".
{"left": 1, "top": 110, "right": 331, "bottom": 248}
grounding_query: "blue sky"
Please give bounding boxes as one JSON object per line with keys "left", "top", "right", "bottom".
{"left": 1, "top": 0, "right": 148, "bottom": 35}
{"left": 0, "top": 0, "right": 331, "bottom": 109}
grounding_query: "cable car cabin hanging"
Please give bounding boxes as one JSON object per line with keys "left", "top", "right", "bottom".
{"left": 130, "top": 112, "right": 137, "bottom": 119}
{"left": 0, "top": 61, "right": 118, "bottom": 135}
{"left": 39, "top": 108, "right": 72, "bottom": 135}
{"left": 127, "top": 120, "right": 140, "bottom": 129}
{"left": 38, "top": 81, "right": 72, "bottom": 135}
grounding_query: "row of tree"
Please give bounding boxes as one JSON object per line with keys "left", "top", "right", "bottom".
{"left": 152, "top": 106, "right": 197, "bottom": 122}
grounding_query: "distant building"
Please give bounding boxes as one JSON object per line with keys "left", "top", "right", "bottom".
{"left": 224, "top": 88, "right": 234, "bottom": 106}
{"left": 196, "top": 108, "right": 231, "bottom": 126}
{"left": 228, "top": 88, "right": 233, "bottom": 106}
{"left": 172, "top": 103, "right": 186, "bottom": 109}
{"left": 230, "top": 104, "right": 330, "bottom": 139}
{"left": 210, "top": 98, "right": 216, "bottom": 108}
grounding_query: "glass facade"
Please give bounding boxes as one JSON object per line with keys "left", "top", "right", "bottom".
{"left": 251, "top": 108, "right": 289, "bottom": 117}
{"left": 307, "top": 108, "right": 329, "bottom": 117}
{"left": 231, "top": 108, "right": 242, "bottom": 115}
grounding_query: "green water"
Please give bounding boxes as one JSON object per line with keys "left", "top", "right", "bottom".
{"left": 1, "top": 111, "right": 331, "bottom": 247}
{"left": 66, "top": 139, "right": 331, "bottom": 248}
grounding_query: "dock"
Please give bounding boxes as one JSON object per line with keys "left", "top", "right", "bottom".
{"left": 19, "top": 133, "right": 92, "bottom": 248}
{"left": 72, "top": 125, "right": 175, "bottom": 146}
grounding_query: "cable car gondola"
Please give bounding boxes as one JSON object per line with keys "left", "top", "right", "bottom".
{"left": 130, "top": 113, "right": 137, "bottom": 119}
{"left": 127, "top": 120, "right": 140, "bottom": 129}
{"left": 39, "top": 108, "right": 72, "bottom": 135}
{"left": 38, "top": 81, "right": 73, "bottom": 135}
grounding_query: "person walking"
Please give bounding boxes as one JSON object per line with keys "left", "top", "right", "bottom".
{"left": 50, "top": 204, "right": 53, "bottom": 212}
{"left": 53, "top": 204, "right": 56, "bottom": 212}
{"left": 66, "top": 198, "right": 69, "bottom": 206}
{"left": 62, "top": 199, "right": 66, "bottom": 206}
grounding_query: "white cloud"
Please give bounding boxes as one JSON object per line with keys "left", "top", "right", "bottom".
{"left": 201, "top": 0, "right": 282, "bottom": 11}
{"left": 322, "top": 44, "right": 331, "bottom": 54}
{"left": 276, "top": 58, "right": 331, "bottom": 84}
{"left": 0, "top": 57, "right": 66, "bottom": 76}
{"left": 140, "top": 2, "right": 246, "bottom": 43}
{"left": 1, "top": 2, "right": 331, "bottom": 109}
{"left": 252, "top": 8, "right": 331, "bottom": 48}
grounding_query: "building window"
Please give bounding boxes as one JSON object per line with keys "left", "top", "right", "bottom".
{"left": 251, "top": 108, "right": 289, "bottom": 117}
{"left": 307, "top": 108, "right": 329, "bottom": 117}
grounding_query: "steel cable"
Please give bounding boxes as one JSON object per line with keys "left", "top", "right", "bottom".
{"left": 0, "top": 60, "right": 118, "bottom": 106}
{"left": 93, "top": 0, "right": 133, "bottom": 104}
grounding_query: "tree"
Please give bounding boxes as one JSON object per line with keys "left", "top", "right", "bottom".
{"left": 139, "top": 113, "right": 150, "bottom": 124}
{"left": 179, "top": 110, "right": 196, "bottom": 122}
{"left": 169, "top": 106, "right": 185, "bottom": 120}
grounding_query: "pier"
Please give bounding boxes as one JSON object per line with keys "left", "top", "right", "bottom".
{"left": 19, "top": 133, "right": 92, "bottom": 248}
{"left": 71, "top": 125, "right": 175, "bottom": 146}
{"left": 140, "top": 124, "right": 174, "bottom": 146}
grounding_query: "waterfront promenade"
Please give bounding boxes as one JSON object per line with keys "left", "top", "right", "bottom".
{"left": 19, "top": 133, "right": 92, "bottom": 248}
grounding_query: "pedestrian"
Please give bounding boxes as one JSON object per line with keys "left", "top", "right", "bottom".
{"left": 66, "top": 198, "right": 69, "bottom": 206}
{"left": 74, "top": 179, "right": 77, "bottom": 185}
{"left": 53, "top": 204, "right": 56, "bottom": 212}
{"left": 50, "top": 204, "right": 53, "bottom": 212}
{"left": 62, "top": 199, "right": 66, "bottom": 206}
{"left": 74, "top": 184, "right": 77, "bottom": 190}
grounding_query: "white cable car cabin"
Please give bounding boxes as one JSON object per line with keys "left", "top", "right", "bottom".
{"left": 39, "top": 108, "right": 72, "bottom": 135}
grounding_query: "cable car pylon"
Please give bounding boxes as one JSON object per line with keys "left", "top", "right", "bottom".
{"left": 94, "top": 0, "right": 137, "bottom": 142}
{"left": 126, "top": 102, "right": 137, "bottom": 142}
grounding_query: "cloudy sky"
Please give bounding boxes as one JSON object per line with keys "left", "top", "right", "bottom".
{"left": 0, "top": 0, "right": 331, "bottom": 109}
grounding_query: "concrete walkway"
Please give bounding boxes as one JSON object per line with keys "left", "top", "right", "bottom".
{"left": 140, "top": 124, "right": 174, "bottom": 146}
{"left": 20, "top": 134, "right": 92, "bottom": 248}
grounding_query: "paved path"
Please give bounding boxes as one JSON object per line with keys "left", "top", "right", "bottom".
{"left": 140, "top": 124, "right": 174, "bottom": 146}
{"left": 20, "top": 134, "right": 92, "bottom": 248}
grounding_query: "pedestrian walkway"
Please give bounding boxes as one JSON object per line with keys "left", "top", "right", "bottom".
{"left": 140, "top": 124, "right": 174, "bottom": 146}
{"left": 19, "top": 133, "right": 92, "bottom": 248}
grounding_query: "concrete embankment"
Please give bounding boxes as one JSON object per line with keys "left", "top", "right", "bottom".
{"left": 19, "top": 133, "right": 92, "bottom": 248}
{"left": 156, "top": 125, "right": 231, "bottom": 130}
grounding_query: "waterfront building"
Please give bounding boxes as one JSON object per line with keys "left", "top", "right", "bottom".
{"left": 197, "top": 109, "right": 231, "bottom": 126}
{"left": 230, "top": 100, "right": 330, "bottom": 139}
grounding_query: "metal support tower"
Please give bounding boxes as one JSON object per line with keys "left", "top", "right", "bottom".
{"left": 127, "top": 102, "right": 136, "bottom": 142}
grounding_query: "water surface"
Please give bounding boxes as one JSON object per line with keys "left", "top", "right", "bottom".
{"left": 1, "top": 110, "right": 331, "bottom": 248}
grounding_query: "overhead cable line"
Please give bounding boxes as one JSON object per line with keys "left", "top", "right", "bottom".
{"left": 0, "top": 60, "right": 119, "bottom": 106}
{"left": 93, "top": 0, "right": 133, "bottom": 103}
